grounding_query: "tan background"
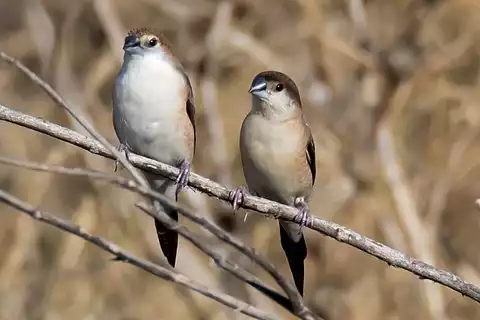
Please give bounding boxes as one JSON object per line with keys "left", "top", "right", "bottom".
{"left": 1, "top": 0, "right": 480, "bottom": 319}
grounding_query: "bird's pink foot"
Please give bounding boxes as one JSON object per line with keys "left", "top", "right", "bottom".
{"left": 229, "top": 186, "right": 249, "bottom": 211}
{"left": 114, "top": 143, "right": 130, "bottom": 172}
{"left": 175, "top": 159, "right": 191, "bottom": 194}
{"left": 294, "top": 197, "right": 311, "bottom": 228}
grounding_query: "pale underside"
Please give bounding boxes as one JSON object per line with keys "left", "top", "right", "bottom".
{"left": 240, "top": 112, "right": 313, "bottom": 206}
{"left": 113, "top": 53, "right": 193, "bottom": 167}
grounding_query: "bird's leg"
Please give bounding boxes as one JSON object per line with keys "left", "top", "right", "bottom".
{"left": 294, "top": 197, "right": 312, "bottom": 228}
{"left": 113, "top": 143, "right": 131, "bottom": 172}
{"left": 175, "top": 159, "right": 191, "bottom": 194}
{"left": 229, "top": 186, "right": 249, "bottom": 211}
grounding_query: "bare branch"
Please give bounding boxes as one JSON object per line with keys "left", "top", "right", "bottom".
{"left": 0, "top": 51, "right": 147, "bottom": 187}
{"left": 1, "top": 103, "right": 479, "bottom": 304}
{"left": 0, "top": 155, "right": 319, "bottom": 320}
{"left": 135, "top": 203, "right": 295, "bottom": 314}
{"left": 0, "top": 156, "right": 301, "bottom": 316}
{"left": 201, "top": 3, "right": 254, "bottom": 314}
{"left": 0, "top": 189, "right": 278, "bottom": 320}
{"left": 0, "top": 52, "right": 316, "bottom": 318}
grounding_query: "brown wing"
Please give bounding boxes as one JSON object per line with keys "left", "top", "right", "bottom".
{"left": 173, "top": 60, "right": 197, "bottom": 154}
{"left": 306, "top": 133, "right": 316, "bottom": 185}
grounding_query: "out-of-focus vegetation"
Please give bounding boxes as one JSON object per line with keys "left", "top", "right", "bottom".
{"left": 1, "top": 0, "right": 480, "bottom": 319}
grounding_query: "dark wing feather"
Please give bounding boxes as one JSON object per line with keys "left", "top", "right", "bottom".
{"left": 306, "top": 133, "right": 316, "bottom": 185}
{"left": 185, "top": 76, "right": 197, "bottom": 154}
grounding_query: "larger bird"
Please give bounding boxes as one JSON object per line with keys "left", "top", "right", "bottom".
{"left": 231, "top": 71, "right": 316, "bottom": 296}
{"left": 112, "top": 28, "right": 196, "bottom": 267}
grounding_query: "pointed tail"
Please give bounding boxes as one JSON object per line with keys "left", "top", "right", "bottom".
{"left": 146, "top": 173, "right": 179, "bottom": 267}
{"left": 279, "top": 221, "right": 307, "bottom": 296}
{"left": 154, "top": 205, "right": 178, "bottom": 267}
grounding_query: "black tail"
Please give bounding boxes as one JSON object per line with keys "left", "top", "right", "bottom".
{"left": 155, "top": 208, "right": 178, "bottom": 267}
{"left": 147, "top": 175, "right": 179, "bottom": 268}
{"left": 279, "top": 222, "right": 307, "bottom": 296}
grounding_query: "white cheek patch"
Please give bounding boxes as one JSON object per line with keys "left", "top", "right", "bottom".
{"left": 270, "top": 91, "right": 293, "bottom": 114}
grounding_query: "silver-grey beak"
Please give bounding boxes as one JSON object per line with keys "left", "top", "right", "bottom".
{"left": 249, "top": 77, "right": 268, "bottom": 101}
{"left": 123, "top": 35, "right": 141, "bottom": 50}
{"left": 248, "top": 79, "right": 267, "bottom": 94}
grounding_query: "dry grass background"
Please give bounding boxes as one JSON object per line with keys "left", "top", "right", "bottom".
{"left": 1, "top": 0, "right": 480, "bottom": 319}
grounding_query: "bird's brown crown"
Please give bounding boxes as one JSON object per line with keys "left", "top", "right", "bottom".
{"left": 256, "top": 71, "right": 301, "bottom": 105}
{"left": 127, "top": 28, "right": 172, "bottom": 50}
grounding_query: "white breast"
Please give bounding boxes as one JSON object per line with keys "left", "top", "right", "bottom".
{"left": 113, "top": 53, "right": 188, "bottom": 164}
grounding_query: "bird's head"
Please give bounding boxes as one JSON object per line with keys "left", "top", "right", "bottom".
{"left": 122, "top": 28, "right": 172, "bottom": 59}
{"left": 249, "top": 71, "right": 302, "bottom": 119}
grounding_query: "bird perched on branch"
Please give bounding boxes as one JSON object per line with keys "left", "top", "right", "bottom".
{"left": 230, "top": 71, "right": 316, "bottom": 296}
{"left": 112, "top": 28, "right": 196, "bottom": 267}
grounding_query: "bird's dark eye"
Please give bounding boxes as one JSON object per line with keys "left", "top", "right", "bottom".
{"left": 275, "top": 83, "right": 284, "bottom": 92}
{"left": 148, "top": 37, "right": 158, "bottom": 47}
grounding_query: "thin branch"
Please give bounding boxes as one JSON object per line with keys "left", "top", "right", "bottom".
{"left": 0, "top": 156, "right": 298, "bottom": 316}
{"left": 0, "top": 53, "right": 314, "bottom": 318}
{"left": 201, "top": 3, "right": 254, "bottom": 314}
{"left": 135, "top": 203, "right": 295, "bottom": 315}
{"left": 0, "top": 51, "right": 147, "bottom": 188}
{"left": 0, "top": 189, "right": 277, "bottom": 320}
{"left": 0, "top": 154, "right": 318, "bottom": 320}
{"left": 1, "top": 104, "right": 479, "bottom": 304}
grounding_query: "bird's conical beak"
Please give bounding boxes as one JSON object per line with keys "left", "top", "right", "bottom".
{"left": 123, "top": 35, "right": 141, "bottom": 50}
{"left": 249, "top": 79, "right": 267, "bottom": 94}
{"left": 249, "top": 76, "right": 267, "bottom": 100}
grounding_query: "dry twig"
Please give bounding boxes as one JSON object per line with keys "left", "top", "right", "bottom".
{"left": 0, "top": 155, "right": 319, "bottom": 320}
{"left": 0, "top": 189, "right": 277, "bottom": 320}
{"left": 0, "top": 52, "right": 316, "bottom": 319}
{"left": 0, "top": 51, "right": 146, "bottom": 187}
{"left": 1, "top": 103, "right": 479, "bottom": 304}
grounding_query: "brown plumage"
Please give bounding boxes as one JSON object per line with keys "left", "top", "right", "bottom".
{"left": 253, "top": 70, "right": 302, "bottom": 106}
{"left": 127, "top": 27, "right": 153, "bottom": 37}
{"left": 128, "top": 28, "right": 170, "bottom": 44}
{"left": 127, "top": 28, "right": 174, "bottom": 57}
{"left": 236, "top": 70, "right": 316, "bottom": 295}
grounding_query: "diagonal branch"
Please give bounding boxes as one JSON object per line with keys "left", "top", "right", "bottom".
{"left": 0, "top": 52, "right": 316, "bottom": 318}
{"left": 0, "top": 52, "right": 315, "bottom": 317}
{"left": 134, "top": 203, "right": 296, "bottom": 316}
{"left": 0, "top": 51, "right": 147, "bottom": 188}
{"left": 0, "top": 158, "right": 300, "bottom": 318}
{"left": 1, "top": 103, "right": 479, "bottom": 304}
{"left": 0, "top": 189, "right": 277, "bottom": 320}
{"left": 0, "top": 155, "right": 319, "bottom": 320}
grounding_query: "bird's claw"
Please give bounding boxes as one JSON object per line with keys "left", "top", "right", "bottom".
{"left": 229, "top": 186, "right": 248, "bottom": 211}
{"left": 175, "top": 159, "right": 191, "bottom": 194}
{"left": 114, "top": 143, "right": 130, "bottom": 172}
{"left": 294, "top": 198, "right": 311, "bottom": 228}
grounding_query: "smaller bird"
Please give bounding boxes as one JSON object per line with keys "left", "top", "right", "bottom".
{"left": 112, "top": 28, "right": 196, "bottom": 267}
{"left": 230, "top": 71, "right": 316, "bottom": 296}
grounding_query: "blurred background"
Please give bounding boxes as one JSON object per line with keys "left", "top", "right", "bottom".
{"left": 1, "top": 0, "right": 480, "bottom": 319}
